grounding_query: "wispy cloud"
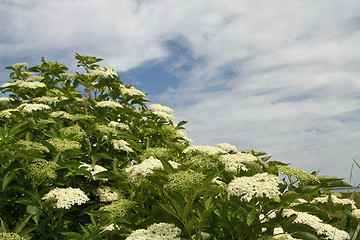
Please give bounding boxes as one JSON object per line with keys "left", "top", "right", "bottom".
{"left": 1, "top": 0, "right": 360, "bottom": 182}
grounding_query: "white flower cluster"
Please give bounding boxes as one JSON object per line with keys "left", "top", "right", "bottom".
{"left": 0, "top": 109, "right": 18, "bottom": 118}
{"left": 50, "top": 111, "right": 74, "bottom": 119}
{"left": 111, "top": 139, "right": 133, "bottom": 153}
{"left": 125, "top": 157, "right": 180, "bottom": 181}
{"left": 61, "top": 73, "right": 77, "bottom": 79}
{"left": 93, "top": 68, "right": 118, "bottom": 77}
{"left": 311, "top": 194, "right": 357, "bottom": 209}
{"left": 33, "top": 96, "right": 59, "bottom": 104}
{"left": 18, "top": 103, "right": 50, "bottom": 113}
{"left": 27, "top": 76, "right": 44, "bottom": 81}
{"left": 149, "top": 104, "right": 173, "bottom": 113}
{"left": 0, "top": 97, "right": 11, "bottom": 102}
{"left": 120, "top": 85, "right": 145, "bottom": 97}
{"left": 282, "top": 209, "right": 350, "bottom": 240}
{"left": 126, "top": 222, "right": 181, "bottom": 240}
{"left": 96, "top": 100, "right": 123, "bottom": 109}
{"left": 42, "top": 187, "right": 89, "bottom": 209}
{"left": 96, "top": 186, "right": 122, "bottom": 202}
{"left": 351, "top": 209, "right": 360, "bottom": 218}
{"left": 216, "top": 143, "right": 238, "bottom": 152}
{"left": 108, "top": 121, "right": 129, "bottom": 130}
{"left": 149, "top": 103, "right": 175, "bottom": 120}
{"left": 183, "top": 145, "right": 226, "bottom": 155}
{"left": 1, "top": 81, "right": 46, "bottom": 89}
{"left": 0, "top": 232, "right": 26, "bottom": 240}
{"left": 79, "top": 162, "right": 107, "bottom": 180}
{"left": 220, "top": 153, "right": 258, "bottom": 172}
{"left": 174, "top": 130, "right": 193, "bottom": 144}
{"left": 227, "top": 173, "right": 283, "bottom": 202}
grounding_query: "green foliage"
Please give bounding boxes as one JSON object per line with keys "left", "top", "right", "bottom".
{"left": 0, "top": 55, "right": 358, "bottom": 239}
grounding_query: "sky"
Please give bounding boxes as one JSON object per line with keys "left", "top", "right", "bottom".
{"left": 1, "top": 0, "right": 360, "bottom": 184}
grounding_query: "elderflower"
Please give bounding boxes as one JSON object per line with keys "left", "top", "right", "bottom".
{"left": 42, "top": 187, "right": 89, "bottom": 209}
{"left": 50, "top": 111, "right": 74, "bottom": 120}
{"left": 15, "top": 81, "right": 46, "bottom": 89}
{"left": 108, "top": 121, "right": 129, "bottom": 130}
{"left": 152, "top": 111, "right": 175, "bottom": 120}
{"left": 0, "top": 97, "right": 11, "bottom": 102}
{"left": 351, "top": 209, "right": 360, "bottom": 218}
{"left": 126, "top": 222, "right": 181, "bottom": 240}
{"left": 227, "top": 173, "right": 283, "bottom": 202}
{"left": 17, "top": 103, "right": 50, "bottom": 113}
{"left": 111, "top": 139, "right": 133, "bottom": 153}
{"left": 100, "top": 199, "right": 135, "bottom": 219}
{"left": 33, "top": 96, "right": 59, "bottom": 104}
{"left": 0, "top": 232, "right": 26, "bottom": 240}
{"left": 79, "top": 162, "right": 107, "bottom": 180}
{"left": 277, "top": 165, "right": 319, "bottom": 183}
{"left": 61, "top": 73, "right": 77, "bottom": 79}
{"left": 96, "top": 100, "right": 123, "bottom": 109}
{"left": 220, "top": 153, "right": 258, "bottom": 172}
{"left": 27, "top": 76, "right": 44, "bottom": 81}
{"left": 311, "top": 194, "right": 356, "bottom": 209}
{"left": 96, "top": 186, "right": 123, "bottom": 202}
{"left": 165, "top": 170, "right": 205, "bottom": 193}
{"left": 95, "top": 124, "right": 118, "bottom": 136}
{"left": 47, "top": 138, "right": 81, "bottom": 151}
{"left": 273, "top": 227, "right": 299, "bottom": 240}
{"left": 125, "top": 157, "right": 163, "bottom": 181}
{"left": 282, "top": 209, "right": 350, "bottom": 240}
{"left": 183, "top": 145, "right": 226, "bottom": 155}
{"left": 149, "top": 104, "right": 173, "bottom": 113}
{"left": 93, "top": 67, "right": 118, "bottom": 77}
{"left": 17, "top": 140, "right": 49, "bottom": 153}
{"left": 216, "top": 143, "right": 238, "bottom": 152}
{"left": 120, "top": 85, "right": 145, "bottom": 97}
{"left": 0, "top": 108, "right": 19, "bottom": 118}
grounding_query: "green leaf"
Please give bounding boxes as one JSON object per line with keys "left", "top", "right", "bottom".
{"left": 280, "top": 191, "right": 299, "bottom": 205}
{"left": 292, "top": 203, "right": 328, "bottom": 219}
{"left": 0, "top": 218, "right": 9, "bottom": 232}
{"left": 2, "top": 171, "right": 16, "bottom": 191}
{"left": 60, "top": 232, "right": 84, "bottom": 239}
{"left": 86, "top": 211, "right": 110, "bottom": 218}
{"left": 14, "top": 214, "right": 31, "bottom": 233}
{"left": 247, "top": 209, "right": 256, "bottom": 226}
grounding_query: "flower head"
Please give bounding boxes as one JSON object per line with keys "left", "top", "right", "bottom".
{"left": 165, "top": 170, "right": 205, "bottom": 193}
{"left": 111, "top": 139, "right": 133, "bottom": 153}
{"left": 42, "top": 187, "right": 89, "bottom": 209}
{"left": 0, "top": 232, "right": 26, "bottom": 240}
{"left": 183, "top": 145, "right": 226, "bottom": 155}
{"left": 47, "top": 138, "right": 81, "bottom": 151}
{"left": 17, "top": 103, "right": 50, "bottom": 113}
{"left": 220, "top": 152, "right": 258, "bottom": 172}
{"left": 96, "top": 100, "right": 123, "bottom": 109}
{"left": 17, "top": 140, "right": 49, "bottom": 153}
{"left": 108, "top": 121, "right": 129, "bottom": 130}
{"left": 216, "top": 143, "right": 238, "bottom": 152}
{"left": 227, "top": 173, "right": 283, "bottom": 202}
{"left": 96, "top": 186, "right": 123, "bottom": 202}
{"left": 93, "top": 67, "right": 118, "bottom": 77}
{"left": 149, "top": 104, "right": 173, "bottom": 113}
{"left": 100, "top": 199, "right": 135, "bottom": 219}
{"left": 120, "top": 85, "right": 145, "bottom": 97}
{"left": 126, "top": 222, "right": 181, "bottom": 240}
{"left": 277, "top": 165, "right": 319, "bottom": 183}
{"left": 79, "top": 162, "right": 107, "bottom": 180}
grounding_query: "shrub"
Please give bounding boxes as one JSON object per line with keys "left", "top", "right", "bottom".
{"left": 0, "top": 55, "right": 358, "bottom": 239}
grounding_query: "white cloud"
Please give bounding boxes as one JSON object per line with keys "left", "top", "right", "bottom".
{"left": 1, "top": 0, "right": 360, "bottom": 182}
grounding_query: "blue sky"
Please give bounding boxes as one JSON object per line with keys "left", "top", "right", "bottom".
{"left": 1, "top": 0, "right": 360, "bottom": 183}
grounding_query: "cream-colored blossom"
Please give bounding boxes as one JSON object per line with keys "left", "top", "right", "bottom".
{"left": 79, "top": 162, "right": 107, "bottom": 180}
{"left": 61, "top": 73, "right": 77, "bottom": 79}
{"left": 351, "top": 209, "right": 360, "bottom": 218}
{"left": 108, "top": 121, "right": 129, "bottom": 130}
{"left": 111, "top": 139, "right": 133, "bottom": 153}
{"left": 220, "top": 153, "right": 258, "bottom": 172}
{"left": 216, "top": 143, "right": 238, "bottom": 152}
{"left": 273, "top": 227, "right": 299, "bottom": 240}
{"left": 152, "top": 111, "right": 175, "bottom": 120}
{"left": 47, "top": 138, "right": 81, "bottom": 151}
{"left": 120, "top": 85, "right": 145, "bottom": 97}
{"left": 149, "top": 104, "right": 173, "bottom": 113}
{"left": 12, "top": 81, "right": 46, "bottom": 89}
{"left": 0, "top": 108, "right": 18, "bottom": 118}
{"left": 183, "top": 145, "right": 226, "bottom": 155}
{"left": 282, "top": 209, "right": 350, "bottom": 240}
{"left": 96, "top": 186, "right": 123, "bottom": 202}
{"left": 96, "top": 100, "right": 123, "bottom": 109}
{"left": 125, "top": 157, "right": 179, "bottom": 182}
{"left": 93, "top": 67, "right": 118, "bottom": 77}
{"left": 50, "top": 111, "right": 74, "bottom": 119}
{"left": 126, "top": 222, "right": 181, "bottom": 240}
{"left": 17, "top": 103, "right": 50, "bottom": 113}
{"left": 0, "top": 97, "right": 11, "bottom": 102}
{"left": 95, "top": 124, "right": 117, "bottom": 135}
{"left": 33, "top": 96, "right": 59, "bottom": 103}
{"left": 27, "top": 76, "right": 44, "bottom": 81}
{"left": 42, "top": 187, "right": 89, "bottom": 209}
{"left": 227, "top": 173, "right": 283, "bottom": 202}
{"left": 0, "top": 232, "right": 26, "bottom": 240}
{"left": 311, "top": 194, "right": 356, "bottom": 209}
{"left": 28, "top": 159, "right": 58, "bottom": 181}
{"left": 17, "top": 140, "right": 49, "bottom": 153}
